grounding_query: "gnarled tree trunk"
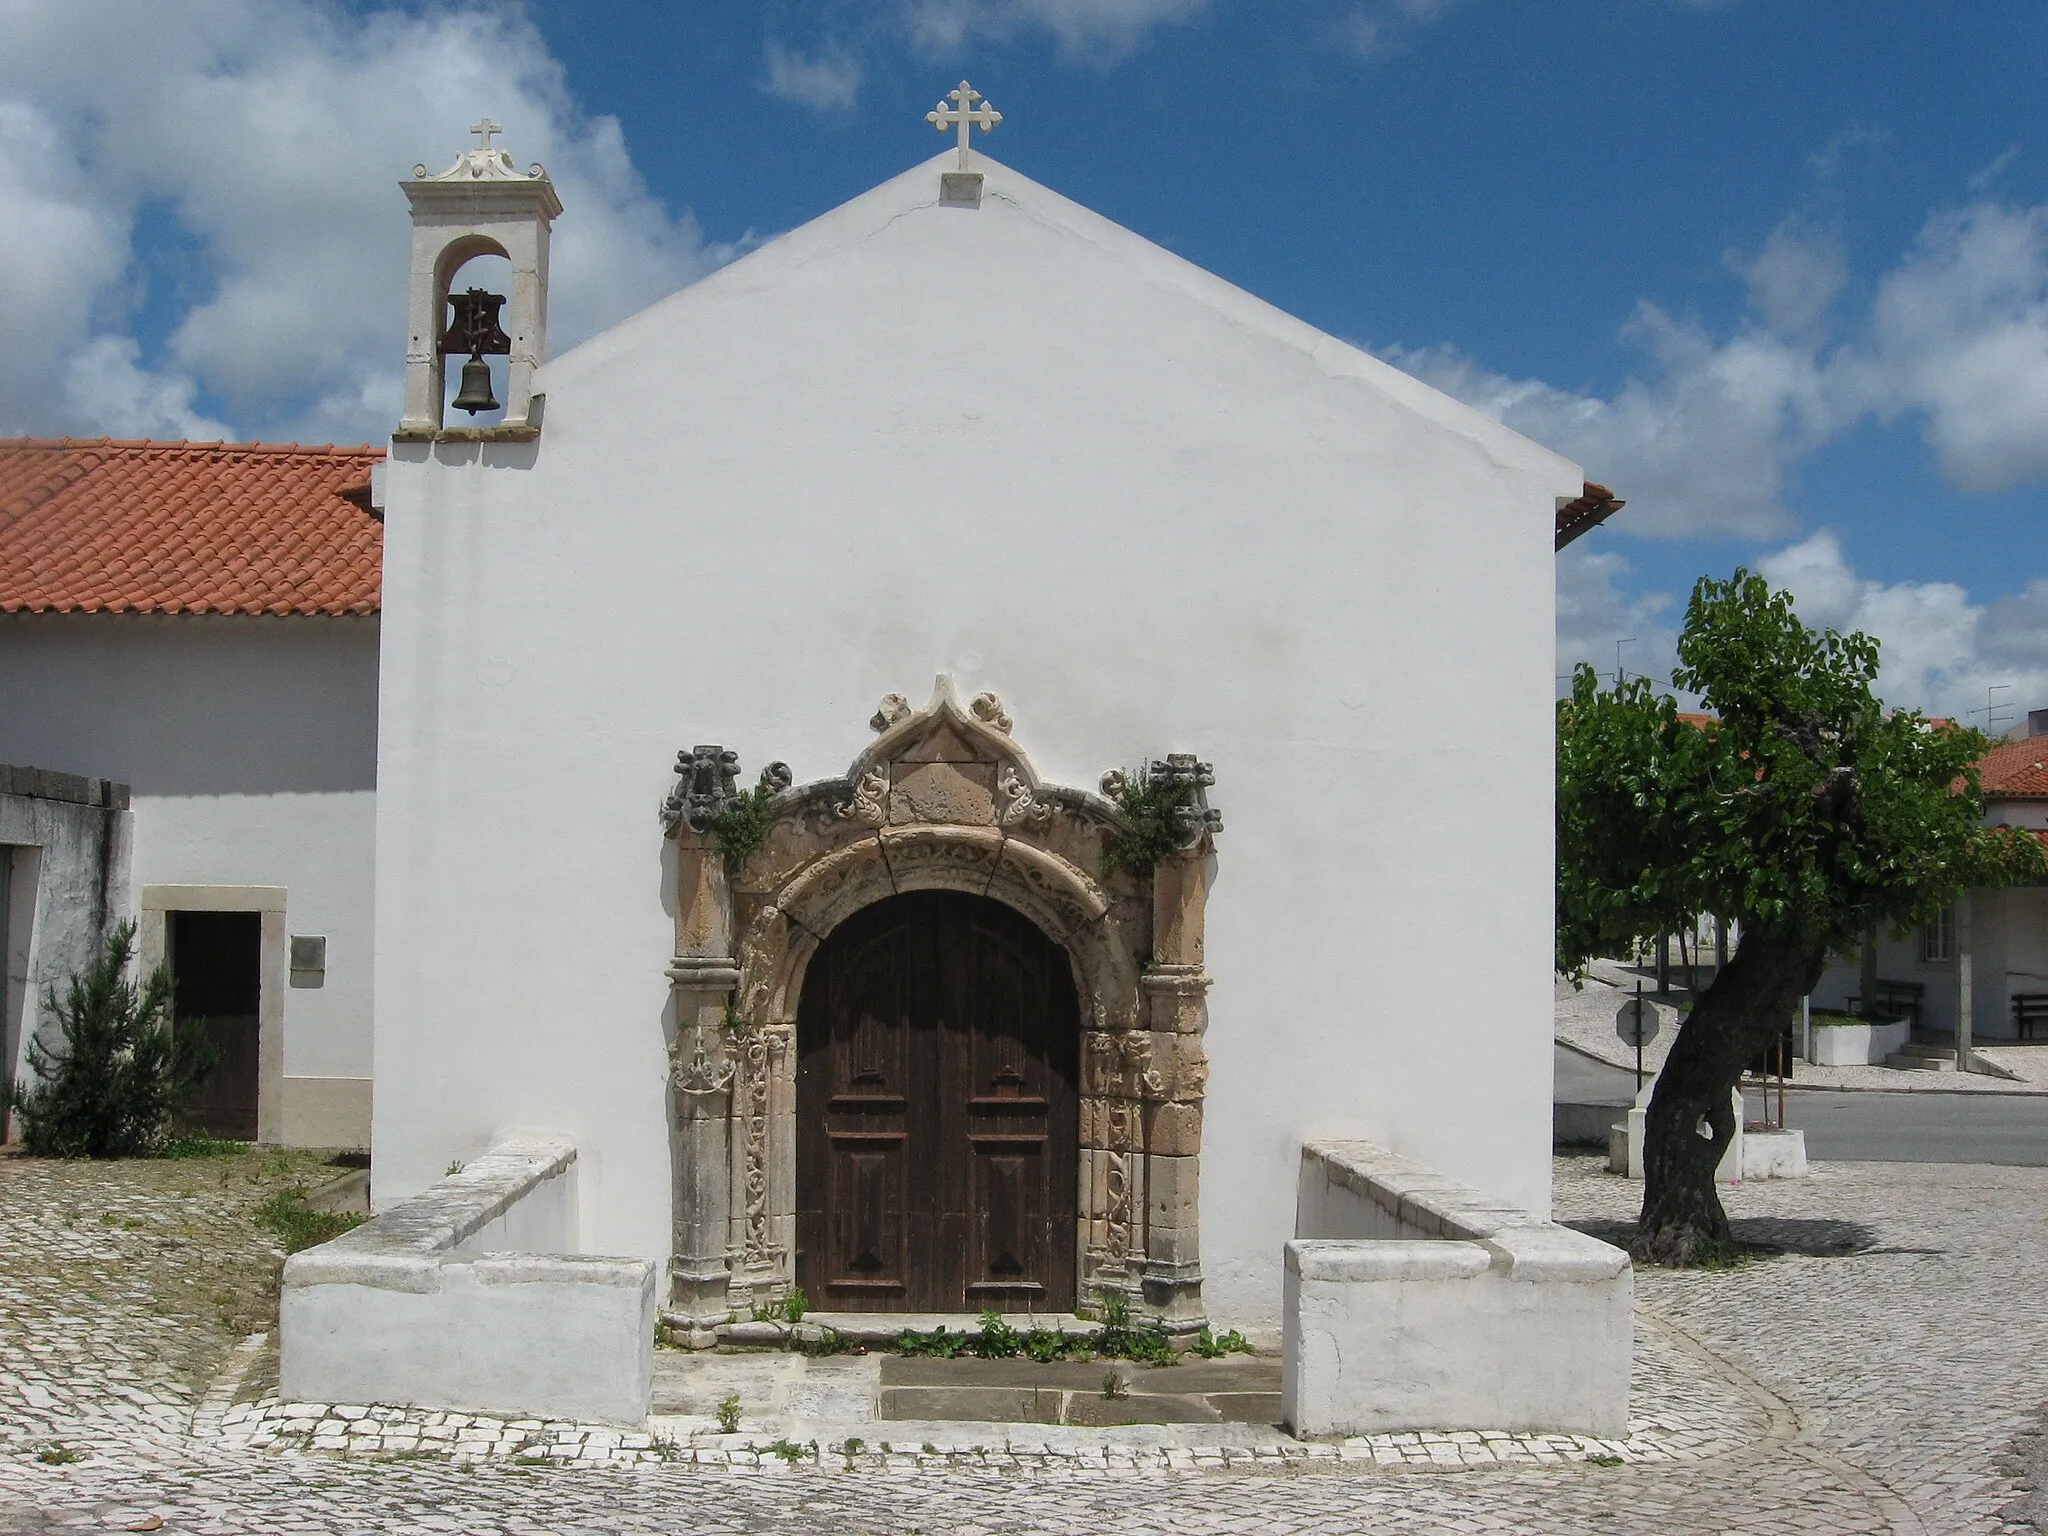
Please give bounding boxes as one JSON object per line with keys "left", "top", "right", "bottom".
{"left": 1635, "top": 927, "right": 1826, "bottom": 1265}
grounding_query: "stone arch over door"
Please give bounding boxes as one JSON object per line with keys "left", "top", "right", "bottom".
{"left": 659, "top": 678, "right": 1220, "bottom": 1330}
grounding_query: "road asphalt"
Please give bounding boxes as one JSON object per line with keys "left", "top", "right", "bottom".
{"left": 1554, "top": 1041, "right": 2048, "bottom": 1166}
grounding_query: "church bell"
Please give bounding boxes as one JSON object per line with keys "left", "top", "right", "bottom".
{"left": 451, "top": 351, "right": 500, "bottom": 415}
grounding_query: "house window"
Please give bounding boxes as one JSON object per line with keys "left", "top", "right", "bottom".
{"left": 1921, "top": 906, "right": 1955, "bottom": 964}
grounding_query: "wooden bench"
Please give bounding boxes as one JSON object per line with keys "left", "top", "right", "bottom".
{"left": 1847, "top": 978, "right": 1926, "bottom": 1025}
{"left": 2014, "top": 994, "right": 2048, "bottom": 1041}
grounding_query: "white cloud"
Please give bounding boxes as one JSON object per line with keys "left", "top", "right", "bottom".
{"left": 762, "top": 39, "right": 864, "bottom": 110}
{"left": 1757, "top": 531, "right": 2048, "bottom": 722}
{"left": 1399, "top": 192, "right": 2048, "bottom": 540}
{"left": 1730, "top": 216, "right": 1847, "bottom": 337}
{"left": 1391, "top": 309, "right": 1825, "bottom": 540}
{"left": 0, "top": 2, "right": 726, "bottom": 445}
{"left": 904, "top": 0, "right": 1209, "bottom": 60}
{"left": 1556, "top": 531, "right": 2048, "bottom": 723}
{"left": 1859, "top": 202, "right": 2048, "bottom": 492}
{"left": 1555, "top": 543, "right": 1682, "bottom": 696}
{"left": 63, "top": 337, "right": 232, "bottom": 442}
{"left": 1335, "top": 0, "right": 1461, "bottom": 62}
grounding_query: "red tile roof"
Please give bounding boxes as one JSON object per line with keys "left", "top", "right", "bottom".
{"left": 1980, "top": 736, "right": 2048, "bottom": 799}
{"left": 1555, "top": 483, "right": 1626, "bottom": 551}
{"left": 0, "top": 438, "right": 382, "bottom": 616}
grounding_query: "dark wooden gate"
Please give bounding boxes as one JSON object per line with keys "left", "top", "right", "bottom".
{"left": 796, "top": 891, "right": 1079, "bottom": 1313}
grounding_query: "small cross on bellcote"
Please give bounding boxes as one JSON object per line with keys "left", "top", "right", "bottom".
{"left": 470, "top": 118, "right": 502, "bottom": 152}
{"left": 927, "top": 80, "right": 1000, "bottom": 170}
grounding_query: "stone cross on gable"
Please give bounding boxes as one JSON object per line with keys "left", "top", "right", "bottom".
{"left": 926, "top": 81, "right": 1000, "bottom": 170}
{"left": 470, "top": 118, "right": 502, "bottom": 152}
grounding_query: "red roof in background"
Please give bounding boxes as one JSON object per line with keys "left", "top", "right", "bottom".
{"left": 0, "top": 438, "right": 382, "bottom": 617}
{"left": 1980, "top": 736, "right": 2048, "bottom": 799}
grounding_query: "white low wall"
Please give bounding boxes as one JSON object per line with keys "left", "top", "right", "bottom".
{"left": 1284, "top": 1140, "right": 1632, "bottom": 1439}
{"left": 280, "top": 1138, "right": 656, "bottom": 1425}
{"left": 1808, "top": 1019, "right": 1911, "bottom": 1066}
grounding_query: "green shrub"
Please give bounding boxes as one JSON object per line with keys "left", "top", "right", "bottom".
{"left": 8, "top": 922, "right": 215, "bottom": 1158}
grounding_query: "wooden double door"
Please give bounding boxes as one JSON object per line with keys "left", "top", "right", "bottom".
{"left": 796, "top": 891, "right": 1079, "bottom": 1313}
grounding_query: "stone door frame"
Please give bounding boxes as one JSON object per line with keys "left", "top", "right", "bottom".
{"left": 660, "top": 678, "right": 1219, "bottom": 1328}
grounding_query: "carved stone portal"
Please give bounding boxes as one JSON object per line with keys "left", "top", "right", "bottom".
{"left": 661, "top": 676, "right": 1217, "bottom": 1327}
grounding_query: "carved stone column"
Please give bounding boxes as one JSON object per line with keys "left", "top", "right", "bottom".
{"left": 662, "top": 747, "right": 741, "bottom": 1324}
{"left": 1137, "top": 757, "right": 1218, "bottom": 1327}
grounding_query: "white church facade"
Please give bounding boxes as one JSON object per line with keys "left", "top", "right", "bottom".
{"left": 284, "top": 105, "right": 1640, "bottom": 1438}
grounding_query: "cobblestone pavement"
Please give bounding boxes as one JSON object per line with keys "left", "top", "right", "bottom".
{"left": 3, "top": 1150, "right": 2046, "bottom": 1533}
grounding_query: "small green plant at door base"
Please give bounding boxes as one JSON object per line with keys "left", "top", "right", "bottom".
{"left": 972, "top": 1310, "right": 1021, "bottom": 1358}
{"left": 715, "top": 1394, "right": 742, "bottom": 1434}
{"left": 781, "top": 1286, "right": 808, "bottom": 1324}
{"left": 1189, "top": 1325, "right": 1253, "bottom": 1359}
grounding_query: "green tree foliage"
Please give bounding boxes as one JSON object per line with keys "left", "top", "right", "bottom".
{"left": 1558, "top": 571, "right": 2044, "bottom": 1264}
{"left": 7, "top": 921, "right": 216, "bottom": 1158}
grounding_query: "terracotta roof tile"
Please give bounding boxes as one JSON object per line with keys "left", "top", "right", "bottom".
{"left": 1980, "top": 737, "right": 2048, "bottom": 800}
{"left": 0, "top": 438, "right": 382, "bottom": 616}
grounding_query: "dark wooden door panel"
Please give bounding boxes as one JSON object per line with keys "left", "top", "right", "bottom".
{"left": 796, "top": 891, "right": 1078, "bottom": 1313}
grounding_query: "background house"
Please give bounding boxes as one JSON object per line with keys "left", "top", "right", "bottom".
{"left": 0, "top": 437, "right": 383, "bottom": 1146}
{"left": 1811, "top": 710, "right": 2048, "bottom": 1042}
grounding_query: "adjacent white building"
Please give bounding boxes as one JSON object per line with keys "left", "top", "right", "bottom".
{"left": 0, "top": 439, "right": 382, "bottom": 1147}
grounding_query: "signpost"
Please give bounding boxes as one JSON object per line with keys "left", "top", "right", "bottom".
{"left": 1616, "top": 983, "right": 1661, "bottom": 1093}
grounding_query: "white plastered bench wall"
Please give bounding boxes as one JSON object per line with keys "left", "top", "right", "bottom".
{"left": 280, "top": 1138, "right": 656, "bottom": 1426}
{"left": 1283, "top": 1140, "right": 1633, "bottom": 1439}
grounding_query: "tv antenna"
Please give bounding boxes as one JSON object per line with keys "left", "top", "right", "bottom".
{"left": 1967, "top": 683, "right": 2015, "bottom": 737}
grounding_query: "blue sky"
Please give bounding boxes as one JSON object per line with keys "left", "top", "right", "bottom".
{"left": 1, "top": 1, "right": 2043, "bottom": 720}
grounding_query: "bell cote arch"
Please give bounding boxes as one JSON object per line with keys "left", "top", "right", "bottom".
{"left": 397, "top": 124, "right": 561, "bottom": 439}
{"left": 658, "top": 677, "right": 1222, "bottom": 1335}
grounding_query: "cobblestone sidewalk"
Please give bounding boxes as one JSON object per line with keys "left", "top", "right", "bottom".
{"left": 3, "top": 1150, "right": 2045, "bottom": 1533}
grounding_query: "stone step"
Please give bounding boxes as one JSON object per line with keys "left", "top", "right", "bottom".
{"left": 1884, "top": 1049, "right": 1954, "bottom": 1072}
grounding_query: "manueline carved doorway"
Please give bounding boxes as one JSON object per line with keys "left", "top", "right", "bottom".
{"left": 661, "top": 677, "right": 1220, "bottom": 1331}
{"left": 795, "top": 890, "right": 1079, "bottom": 1313}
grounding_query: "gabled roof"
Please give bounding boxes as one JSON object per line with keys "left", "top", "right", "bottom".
{"left": 0, "top": 438, "right": 383, "bottom": 616}
{"left": 1980, "top": 736, "right": 2048, "bottom": 799}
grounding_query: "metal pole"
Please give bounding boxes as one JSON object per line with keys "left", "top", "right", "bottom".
{"left": 1956, "top": 896, "right": 1974, "bottom": 1073}
{"left": 1634, "top": 979, "right": 1644, "bottom": 1094}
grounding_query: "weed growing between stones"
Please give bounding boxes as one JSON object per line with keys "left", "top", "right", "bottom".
{"left": 253, "top": 1188, "right": 364, "bottom": 1254}
{"left": 35, "top": 1444, "right": 79, "bottom": 1464}
{"left": 160, "top": 1136, "right": 248, "bottom": 1159}
{"left": 1189, "top": 1325, "right": 1253, "bottom": 1358}
{"left": 894, "top": 1299, "right": 1180, "bottom": 1365}
{"left": 766, "top": 1438, "right": 809, "bottom": 1464}
{"left": 715, "top": 1394, "right": 742, "bottom": 1434}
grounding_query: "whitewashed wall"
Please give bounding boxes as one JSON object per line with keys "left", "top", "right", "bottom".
{"left": 0, "top": 613, "right": 379, "bottom": 1142}
{"left": 375, "top": 153, "right": 1579, "bottom": 1324}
